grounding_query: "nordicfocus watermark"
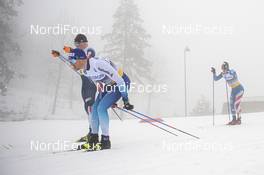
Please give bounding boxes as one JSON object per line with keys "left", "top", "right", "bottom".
{"left": 162, "top": 140, "right": 234, "bottom": 152}
{"left": 96, "top": 82, "right": 168, "bottom": 94}
{"left": 30, "top": 140, "right": 78, "bottom": 151}
{"left": 30, "top": 24, "right": 102, "bottom": 35}
{"left": 162, "top": 24, "right": 233, "bottom": 35}
{"left": 30, "top": 140, "right": 101, "bottom": 152}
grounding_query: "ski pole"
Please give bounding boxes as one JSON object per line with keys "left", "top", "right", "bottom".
{"left": 111, "top": 108, "right": 123, "bottom": 121}
{"left": 116, "top": 107, "right": 178, "bottom": 137}
{"left": 126, "top": 108, "right": 200, "bottom": 139}
{"left": 212, "top": 75, "right": 215, "bottom": 126}
{"left": 225, "top": 82, "right": 231, "bottom": 121}
{"left": 57, "top": 55, "right": 82, "bottom": 76}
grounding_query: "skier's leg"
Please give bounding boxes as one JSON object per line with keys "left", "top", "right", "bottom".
{"left": 230, "top": 90, "right": 236, "bottom": 121}
{"left": 81, "top": 76, "right": 96, "bottom": 129}
{"left": 82, "top": 94, "right": 106, "bottom": 147}
{"left": 90, "top": 94, "right": 102, "bottom": 135}
{"left": 235, "top": 88, "right": 244, "bottom": 119}
{"left": 84, "top": 102, "right": 92, "bottom": 133}
{"left": 97, "top": 90, "right": 121, "bottom": 136}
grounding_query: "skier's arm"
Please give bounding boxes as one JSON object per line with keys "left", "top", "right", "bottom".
{"left": 213, "top": 73, "right": 223, "bottom": 81}
{"left": 211, "top": 67, "right": 223, "bottom": 81}
{"left": 51, "top": 50, "right": 75, "bottom": 68}
{"left": 95, "top": 60, "right": 129, "bottom": 102}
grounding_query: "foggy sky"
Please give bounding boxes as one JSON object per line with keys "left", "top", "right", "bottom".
{"left": 14, "top": 0, "right": 264, "bottom": 116}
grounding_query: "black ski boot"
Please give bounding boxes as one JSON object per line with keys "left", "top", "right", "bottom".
{"left": 76, "top": 128, "right": 92, "bottom": 142}
{"left": 100, "top": 135, "right": 111, "bottom": 150}
{"left": 77, "top": 134, "right": 89, "bottom": 142}
{"left": 236, "top": 117, "right": 242, "bottom": 125}
{"left": 88, "top": 133, "right": 99, "bottom": 145}
{"left": 227, "top": 115, "right": 237, "bottom": 125}
{"left": 79, "top": 133, "right": 99, "bottom": 150}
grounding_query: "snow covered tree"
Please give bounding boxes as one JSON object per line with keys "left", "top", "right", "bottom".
{"left": 102, "top": 0, "right": 152, "bottom": 83}
{"left": 191, "top": 95, "right": 212, "bottom": 116}
{"left": 0, "top": 0, "right": 22, "bottom": 95}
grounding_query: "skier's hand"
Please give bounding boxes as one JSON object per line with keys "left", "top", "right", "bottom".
{"left": 123, "top": 101, "right": 134, "bottom": 110}
{"left": 63, "top": 46, "right": 73, "bottom": 53}
{"left": 51, "top": 50, "right": 60, "bottom": 57}
{"left": 211, "top": 67, "right": 216, "bottom": 74}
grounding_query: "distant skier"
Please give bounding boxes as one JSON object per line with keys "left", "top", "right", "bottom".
{"left": 69, "top": 48, "right": 134, "bottom": 150}
{"left": 211, "top": 62, "right": 244, "bottom": 125}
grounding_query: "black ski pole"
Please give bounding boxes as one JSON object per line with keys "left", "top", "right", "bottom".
{"left": 111, "top": 108, "right": 123, "bottom": 121}
{"left": 57, "top": 55, "right": 82, "bottom": 76}
{"left": 116, "top": 107, "right": 178, "bottom": 137}
{"left": 213, "top": 75, "right": 215, "bottom": 126}
{"left": 127, "top": 108, "right": 200, "bottom": 139}
{"left": 225, "top": 82, "right": 231, "bottom": 121}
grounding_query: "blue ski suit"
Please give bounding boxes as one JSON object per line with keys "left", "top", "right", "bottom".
{"left": 214, "top": 69, "right": 244, "bottom": 118}
{"left": 83, "top": 57, "right": 130, "bottom": 136}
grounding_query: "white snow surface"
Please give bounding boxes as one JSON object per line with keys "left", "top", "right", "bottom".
{"left": 0, "top": 113, "right": 264, "bottom": 175}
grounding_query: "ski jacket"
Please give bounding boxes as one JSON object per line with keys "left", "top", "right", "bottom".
{"left": 83, "top": 57, "right": 129, "bottom": 101}
{"left": 214, "top": 69, "right": 242, "bottom": 88}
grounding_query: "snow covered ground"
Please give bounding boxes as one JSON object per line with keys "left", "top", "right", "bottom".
{"left": 0, "top": 112, "right": 264, "bottom": 175}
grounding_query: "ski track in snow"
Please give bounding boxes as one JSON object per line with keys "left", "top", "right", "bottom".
{"left": 0, "top": 113, "right": 264, "bottom": 175}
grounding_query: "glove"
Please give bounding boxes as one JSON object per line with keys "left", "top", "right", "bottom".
{"left": 63, "top": 46, "right": 73, "bottom": 53}
{"left": 211, "top": 67, "right": 216, "bottom": 74}
{"left": 51, "top": 50, "right": 60, "bottom": 57}
{"left": 123, "top": 100, "right": 134, "bottom": 110}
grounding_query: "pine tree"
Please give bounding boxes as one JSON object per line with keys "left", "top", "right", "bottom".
{"left": 102, "top": 0, "right": 152, "bottom": 83}
{"left": 0, "top": 0, "right": 22, "bottom": 95}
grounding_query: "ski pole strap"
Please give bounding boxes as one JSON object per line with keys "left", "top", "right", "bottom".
{"left": 130, "top": 109, "right": 200, "bottom": 139}
{"left": 116, "top": 107, "right": 178, "bottom": 137}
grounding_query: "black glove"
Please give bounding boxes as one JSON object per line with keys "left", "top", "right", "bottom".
{"left": 211, "top": 67, "right": 216, "bottom": 74}
{"left": 123, "top": 101, "right": 134, "bottom": 110}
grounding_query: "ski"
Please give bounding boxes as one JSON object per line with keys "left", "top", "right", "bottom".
{"left": 52, "top": 147, "right": 110, "bottom": 154}
{"left": 52, "top": 147, "right": 83, "bottom": 154}
{"left": 52, "top": 143, "right": 106, "bottom": 154}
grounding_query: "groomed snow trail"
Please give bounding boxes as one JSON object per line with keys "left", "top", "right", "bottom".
{"left": 0, "top": 113, "right": 264, "bottom": 175}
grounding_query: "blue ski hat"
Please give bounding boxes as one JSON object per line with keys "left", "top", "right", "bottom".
{"left": 87, "top": 48, "right": 96, "bottom": 58}
{"left": 69, "top": 48, "right": 87, "bottom": 60}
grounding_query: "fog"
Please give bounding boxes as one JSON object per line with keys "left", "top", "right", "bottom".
{"left": 3, "top": 0, "right": 264, "bottom": 119}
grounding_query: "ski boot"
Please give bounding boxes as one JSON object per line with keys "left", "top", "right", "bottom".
{"left": 100, "top": 135, "right": 111, "bottom": 150}
{"left": 76, "top": 128, "right": 92, "bottom": 142}
{"left": 236, "top": 117, "right": 242, "bottom": 125}
{"left": 227, "top": 119, "right": 237, "bottom": 125}
{"left": 227, "top": 115, "right": 237, "bottom": 125}
{"left": 76, "top": 134, "right": 89, "bottom": 142}
{"left": 78, "top": 133, "right": 99, "bottom": 150}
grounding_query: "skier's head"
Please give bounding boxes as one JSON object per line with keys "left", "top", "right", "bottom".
{"left": 221, "top": 61, "right": 229, "bottom": 73}
{"left": 74, "top": 34, "right": 88, "bottom": 49}
{"left": 69, "top": 48, "right": 87, "bottom": 70}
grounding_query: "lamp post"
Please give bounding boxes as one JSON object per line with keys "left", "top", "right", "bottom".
{"left": 184, "top": 46, "right": 190, "bottom": 117}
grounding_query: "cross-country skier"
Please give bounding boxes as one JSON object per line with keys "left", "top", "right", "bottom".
{"left": 211, "top": 62, "right": 244, "bottom": 125}
{"left": 69, "top": 48, "right": 134, "bottom": 150}
{"left": 70, "top": 34, "right": 97, "bottom": 142}
{"left": 52, "top": 34, "right": 97, "bottom": 143}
